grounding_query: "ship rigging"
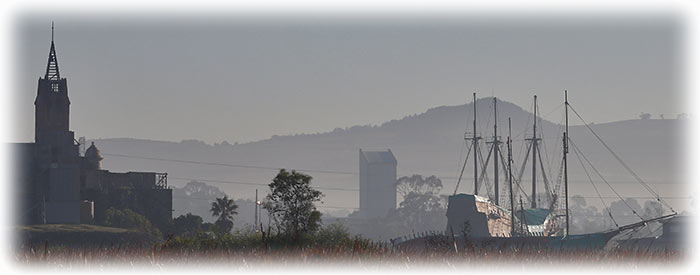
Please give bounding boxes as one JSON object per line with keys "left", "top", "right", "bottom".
{"left": 445, "top": 91, "right": 676, "bottom": 245}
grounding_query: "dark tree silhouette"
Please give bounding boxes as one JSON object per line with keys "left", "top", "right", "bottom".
{"left": 263, "top": 169, "right": 323, "bottom": 242}
{"left": 210, "top": 195, "right": 238, "bottom": 233}
{"left": 172, "top": 213, "right": 204, "bottom": 237}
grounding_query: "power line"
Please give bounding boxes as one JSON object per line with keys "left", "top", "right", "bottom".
{"left": 177, "top": 197, "right": 687, "bottom": 212}
{"left": 107, "top": 153, "right": 689, "bottom": 213}
{"left": 172, "top": 193, "right": 689, "bottom": 212}
{"left": 169, "top": 176, "right": 359, "bottom": 192}
{"left": 170, "top": 175, "right": 685, "bottom": 199}
{"left": 107, "top": 152, "right": 678, "bottom": 185}
{"left": 103, "top": 152, "right": 356, "bottom": 175}
{"left": 171, "top": 196, "right": 355, "bottom": 210}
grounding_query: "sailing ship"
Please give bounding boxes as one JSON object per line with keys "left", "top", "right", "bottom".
{"left": 395, "top": 91, "right": 676, "bottom": 250}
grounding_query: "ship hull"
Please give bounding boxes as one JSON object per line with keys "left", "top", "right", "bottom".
{"left": 395, "top": 231, "right": 617, "bottom": 252}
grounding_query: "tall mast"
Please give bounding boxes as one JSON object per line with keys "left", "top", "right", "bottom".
{"left": 508, "top": 117, "right": 514, "bottom": 236}
{"left": 531, "top": 95, "right": 538, "bottom": 208}
{"left": 473, "top": 93, "right": 479, "bottom": 195}
{"left": 564, "top": 90, "right": 570, "bottom": 235}
{"left": 519, "top": 196, "right": 525, "bottom": 235}
{"left": 493, "top": 97, "right": 499, "bottom": 205}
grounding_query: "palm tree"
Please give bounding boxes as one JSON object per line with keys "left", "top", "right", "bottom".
{"left": 210, "top": 195, "right": 238, "bottom": 233}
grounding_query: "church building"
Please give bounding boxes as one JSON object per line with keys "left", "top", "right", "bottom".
{"left": 14, "top": 25, "right": 172, "bottom": 230}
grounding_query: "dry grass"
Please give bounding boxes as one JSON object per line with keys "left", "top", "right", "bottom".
{"left": 13, "top": 240, "right": 685, "bottom": 270}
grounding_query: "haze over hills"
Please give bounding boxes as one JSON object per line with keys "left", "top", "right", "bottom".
{"left": 87, "top": 97, "right": 685, "bottom": 224}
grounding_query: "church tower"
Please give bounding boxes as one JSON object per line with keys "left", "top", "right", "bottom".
{"left": 34, "top": 22, "right": 77, "bottom": 160}
{"left": 33, "top": 23, "right": 81, "bottom": 224}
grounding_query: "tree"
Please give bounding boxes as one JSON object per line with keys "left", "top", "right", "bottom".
{"left": 214, "top": 219, "right": 234, "bottom": 235}
{"left": 172, "top": 213, "right": 204, "bottom": 237}
{"left": 396, "top": 175, "right": 443, "bottom": 202}
{"left": 395, "top": 175, "right": 447, "bottom": 231}
{"left": 642, "top": 200, "right": 665, "bottom": 219}
{"left": 315, "top": 221, "right": 350, "bottom": 246}
{"left": 172, "top": 181, "right": 227, "bottom": 223}
{"left": 263, "top": 169, "right": 323, "bottom": 242}
{"left": 210, "top": 195, "right": 238, "bottom": 233}
{"left": 345, "top": 174, "right": 449, "bottom": 239}
{"left": 610, "top": 198, "right": 643, "bottom": 226}
{"left": 569, "top": 195, "right": 604, "bottom": 233}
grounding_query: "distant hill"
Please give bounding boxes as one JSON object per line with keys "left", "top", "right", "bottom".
{"left": 89, "top": 98, "right": 685, "bottom": 224}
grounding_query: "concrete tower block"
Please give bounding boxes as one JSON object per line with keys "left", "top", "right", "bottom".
{"left": 359, "top": 149, "right": 397, "bottom": 219}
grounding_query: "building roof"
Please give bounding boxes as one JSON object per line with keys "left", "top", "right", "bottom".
{"left": 360, "top": 149, "right": 396, "bottom": 164}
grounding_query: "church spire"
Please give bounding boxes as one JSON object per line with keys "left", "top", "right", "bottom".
{"left": 45, "top": 21, "right": 60, "bottom": 81}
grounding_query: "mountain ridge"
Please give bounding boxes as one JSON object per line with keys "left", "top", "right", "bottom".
{"left": 85, "top": 98, "right": 683, "bottom": 223}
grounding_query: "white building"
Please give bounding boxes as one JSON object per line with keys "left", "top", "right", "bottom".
{"left": 359, "top": 149, "right": 397, "bottom": 219}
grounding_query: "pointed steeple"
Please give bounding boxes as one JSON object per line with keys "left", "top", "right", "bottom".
{"left": 35, "top": 21, "right": 71, "bottom": 142}
{"left": 45, "top": 22, "right": 60, "bottom": 81}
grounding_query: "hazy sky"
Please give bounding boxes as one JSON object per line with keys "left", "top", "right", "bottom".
{"left": 11, "top": 13, "right": 682, "bottom": 144}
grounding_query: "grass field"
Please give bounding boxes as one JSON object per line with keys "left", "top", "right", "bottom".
{"left": 13, "top": 239, "right": 686, "bottom": 270}
{"left": 11, "top": 225, "right": 687, "bottom": 270}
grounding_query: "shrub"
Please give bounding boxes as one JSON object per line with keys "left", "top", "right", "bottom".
{"left": 103, "top": 207, "right": 162, "bottom": 239}
{"left": 315, "top": 222, "right": 351, "bottom": 246}
{"left": 172, "top": 213, "right": 204, "bottom": 237}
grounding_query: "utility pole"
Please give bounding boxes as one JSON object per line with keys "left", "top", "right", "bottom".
{"left": 564, "top": 90, "right": 570, "bottom": 236}
{"left": 255, "top": 189, "right": 258, "bottom": 233}
{"left": 508, "top": 117, "right": 514, "bottom": 237}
